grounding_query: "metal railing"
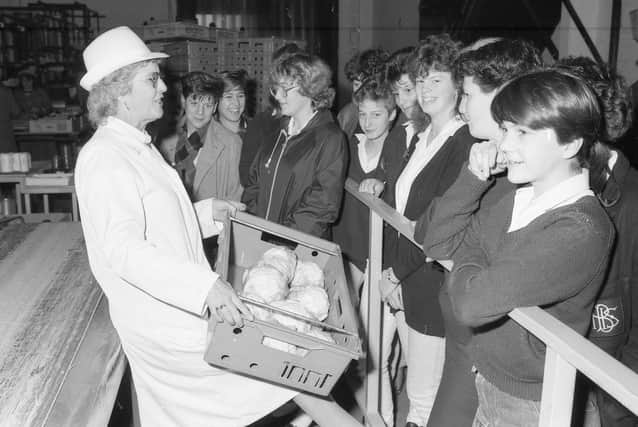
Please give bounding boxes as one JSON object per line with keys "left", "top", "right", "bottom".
{"left": 345, "top": 178, "right": 638, "bottom": 426}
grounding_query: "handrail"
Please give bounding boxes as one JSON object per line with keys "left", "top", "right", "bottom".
{"left": 345, "top": 179, "right": 638, "bottom": 426}
{"left": 345, "top": 178, "right": 418, "bottom": 247}
{"left": 510, "top": 307, "right": 638, "bottom": 414}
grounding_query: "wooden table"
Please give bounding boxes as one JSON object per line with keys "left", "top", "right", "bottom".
{"left": 0, "top": 222, "right": 126, "bottom": 426}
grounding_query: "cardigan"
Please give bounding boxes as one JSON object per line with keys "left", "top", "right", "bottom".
{"left": 386, "top": 124, "right": 476, "bottom": 335}
{"left": 434, "top": 166, "right": 614, "bottom": 400}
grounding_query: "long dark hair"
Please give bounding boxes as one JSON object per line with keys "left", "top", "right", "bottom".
{"left": 491, "top": 69, "right": 602, "bottom": 171}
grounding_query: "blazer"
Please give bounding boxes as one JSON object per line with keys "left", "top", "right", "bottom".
{"left": 160, "top": 118, "right": 243, "bottom": 202}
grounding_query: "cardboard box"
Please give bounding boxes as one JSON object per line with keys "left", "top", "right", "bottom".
{"left": 28, "top": 117, "right": 81, "bottom": 134}
{"left": 205, "top": 212, "right": 362, "bottom": 396}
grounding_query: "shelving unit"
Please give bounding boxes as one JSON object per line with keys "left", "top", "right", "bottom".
{"left": 0, "top": 2, "right": 102, "bottom": 90}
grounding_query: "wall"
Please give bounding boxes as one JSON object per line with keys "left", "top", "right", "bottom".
{"left": 337, "top": 0, "right": 419, "bottom": 107}
{"left": 552, "top": 0, "right": 638, "bottom": 84}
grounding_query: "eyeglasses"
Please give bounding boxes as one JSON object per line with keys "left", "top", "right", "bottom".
{"left": 269, "top": 85, "right": 299, "bottom": 98}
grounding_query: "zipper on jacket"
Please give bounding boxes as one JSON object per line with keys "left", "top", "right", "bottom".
{"left": 265, "top": 134, "right": 290, "bottom": 220}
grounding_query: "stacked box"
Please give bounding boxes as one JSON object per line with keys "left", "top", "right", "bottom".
{"left": 138, "top": 22, "right": 212, "bottom": 42}
{"left": 163, "top": 40, "right": 224, "bottom": 75}
{"left": 205, "top": 212, "right": 362, "bottom": 396}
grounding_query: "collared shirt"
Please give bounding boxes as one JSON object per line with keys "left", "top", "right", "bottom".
{"left": 287, "top": 111, "right": 318, "bottom": 137}
{"left": 508, "top": 172, "right": 594, "bottom": 232}
{"left": 395, "top": 117, "right": 464, "bottom": 215}
{"left": 354, "top": 133, "right": 383, "bottom": 173}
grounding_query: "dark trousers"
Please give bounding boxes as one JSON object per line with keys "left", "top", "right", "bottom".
{"left": 427, "top": 286, "right": 478, "bottom": 427}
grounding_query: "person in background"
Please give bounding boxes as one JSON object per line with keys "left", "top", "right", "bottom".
{"left": 160, "top": 71, "right": 243, "bottom": 203}
{"left": 338, "top": 48, "right": 390, "bottom": 138}
{"left": 0, "top": 77, "right": 20, "bottom": 153}
{"left": 332, "top": 78, "right": 398, "bottom": 425}
{"left": 14, "top": 67, "right": 52, "bottom": 119}
{"left": 415, "top": 38, "right": 543, "bottom": 427}
{"left": 424, "top": 69, "right": 613, "bottom": 427}
{"left": 242, "top": 52, "right": 348, "bottom": 240}
{"left": 555, "top": 56, "right": 638, "bottom": 427}
{"left": 216, "top": 69, "right": 249, "bottom": 136}
{"left": 239, "top": 43, "right": 302, "bottom": 187}
{"left": 357, "top": 45, "right": 423, "bottom": 418}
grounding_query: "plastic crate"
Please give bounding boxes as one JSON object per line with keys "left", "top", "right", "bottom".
{"left": 205, "top": 212, "right": 362, "bottom": 396}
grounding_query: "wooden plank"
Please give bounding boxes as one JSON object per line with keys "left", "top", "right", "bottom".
{"left": 538, "top": 347, "right": 576, "bottom": 426}
{"left": 511, "top": 307, "right": 638, "bottom": 415}
{"left": 364, "top": 210, "right": 384, "bottom": 423}
{"left": 44, "top": 297, "right": 126, "bottom": 427}
{"left": 0, "top": 223, "right": 103, "bottom": 426}
{"left": 345, "top": 178, "right": 419, "bottom": 247}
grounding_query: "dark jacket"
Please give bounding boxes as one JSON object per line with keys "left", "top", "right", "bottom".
{"left": 333, "top": 126, "right": 396, "bottom": 271}
{"left": 240, "top": 109, "right": 282, "bottom": 188}
{"left": 590, "top": 152, "right": 638, "bottom": 361}
{"left": 242, "top": 110, "right": 348, "bottom": 239}
{"left": 386, "top": 124, "right": 476, "bottom": 335}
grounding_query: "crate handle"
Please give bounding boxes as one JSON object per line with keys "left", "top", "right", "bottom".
{"left": 260, "top": 231, "right": 298, "bottom": 250}
{"left": 240, "top": 296, "right": 358, "bottom": 337}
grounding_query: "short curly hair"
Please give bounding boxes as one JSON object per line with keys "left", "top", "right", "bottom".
{"left": 344, "top": 48, "right": 390, "bottom": 83}
{"left": 409, "top": 34, "right": 462, "bottom": 81}
{"left": 353, "top": 79, "right": 396, "bottom": 112}
{"left": 180, "top": 71, "right": 224, "bottom": 101}
{"left": 385, "top": 46, "right": 415, "bottom": 86}
{"left": 453, "top": 38, "right": 543, "bottom": 93}
{"left": 554, "top": 56, "right": 632, "bottom": 143}
{"left": 271, "top": 53, "right": 335, "bottom": 110}
{"left": 86, "top": 59, "right": 159, "bottom": 128}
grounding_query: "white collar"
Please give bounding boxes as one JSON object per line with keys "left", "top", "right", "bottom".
{"left": 354, "top": 133, "right": 384, "bottom": 173}
{"left": 508, "top": 172, "right": 593, "bottom": 232}
{"left": 105, "top": 116, "right": 153, "bottom": 147}
{"left": 287, "top": 111, "right": 318, "bottom": 137}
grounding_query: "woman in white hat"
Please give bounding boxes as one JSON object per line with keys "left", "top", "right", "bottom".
{"left": 74, "top": 26, "right": 361, "bottom": 427}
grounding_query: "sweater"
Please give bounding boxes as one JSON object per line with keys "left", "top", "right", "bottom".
{"left": 434, "top": 166, "right": 614, "bottom": 400}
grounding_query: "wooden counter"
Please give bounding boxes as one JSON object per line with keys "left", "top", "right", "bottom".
{"left": 0, "top": 222, "right": 126, "bottom": 426}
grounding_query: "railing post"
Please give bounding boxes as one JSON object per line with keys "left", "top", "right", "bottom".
{"left": 364, "top": 208, "right": 386, "bottom": 426}
{"left": 539, "top": 346, "right": 577, "bottom": 426}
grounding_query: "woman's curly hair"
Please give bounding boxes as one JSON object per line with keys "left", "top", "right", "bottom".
{"left": 86, "top": 59, "right": 159, "bottom": 128}
{"left": 270, "top": 53, "right": 335, "bottom": 110}
{"left": 408, "top": 33, "right": 462, "bottom": 80}
{"left": 344, "top": 48, "right": 390, "bottom": 83}
{"left": 554, "top": 56, "right": 632, "bottom": 144}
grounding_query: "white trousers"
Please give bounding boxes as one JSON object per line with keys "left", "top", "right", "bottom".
{"left": 349, "top": 262, "right": 405, "bottom": 426}
{"left": 399, "top": 326, "right": 445, "bottom": 426}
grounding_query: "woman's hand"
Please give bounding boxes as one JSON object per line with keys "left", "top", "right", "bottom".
{"left": 211, "top": 200, "right": 246, "bottom": 220}
{"left": 359, "top": 179, "right": 385, "bottom": 197}
{"left": 379, "top": 268, "right": 404, "bottom": 311}
{"left": 206, "top": 277, "right": 253, "bottom": 326}
{"left": 468, "top": 140, "right": 506, "bottom": 181}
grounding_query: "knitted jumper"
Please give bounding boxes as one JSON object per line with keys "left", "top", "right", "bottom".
{"left": 432, "top": 166, "right": 615, "bottom": 400}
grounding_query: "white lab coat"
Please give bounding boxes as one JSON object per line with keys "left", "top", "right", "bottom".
{"left": 75, "top": 117, "right": 296, "bottom": 427}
